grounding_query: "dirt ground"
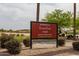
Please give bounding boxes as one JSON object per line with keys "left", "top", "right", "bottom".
{"left": 0, "top": 40, "right": 79, "bottom": 56}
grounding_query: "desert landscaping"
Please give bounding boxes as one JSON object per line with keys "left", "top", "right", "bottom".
{"left": 0, "top": 39, "right": 79, "bottom": 56}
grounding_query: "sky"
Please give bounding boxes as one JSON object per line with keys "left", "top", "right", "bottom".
{"left": 0, "top": 3, "right": 78, "bottom": 30}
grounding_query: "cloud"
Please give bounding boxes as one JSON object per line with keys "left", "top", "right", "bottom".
{"left": 0, "top": 3, "right": 78, "bottom": 30}
{"left": 0, "top": 3, "right": 36, "bottom": 30}
{"left": 40, "top": 3, "right": 73, "bottom": 20}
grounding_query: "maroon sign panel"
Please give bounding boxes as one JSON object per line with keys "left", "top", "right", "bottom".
{"left": 31, "top": 22, "right": 58, "bottom": 39}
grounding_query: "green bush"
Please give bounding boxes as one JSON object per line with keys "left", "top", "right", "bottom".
{"left": 23, "top": 36, "right": 30, "bottom": 47}
{"left": 14, "top": 35, "right": 23, "bottom": 43}
{"left": 0, "top": 34, "right": 12, "bottom": 48}
{"left": 58, "top": 40, "right": 65, "bottom": 46}
{"left": 72, "top": 42, "right": 79, "bottom": 51}
{"left": 5, "top": 39, "right": 21, "bottom": 54}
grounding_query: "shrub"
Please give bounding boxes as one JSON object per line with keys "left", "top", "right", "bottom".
{"left": 67, "top": 35, "right": 73, "bottom": 40}
{"left": 23, "top": 39, "right": 29, "bottom": 47}
{"left": 21, "top": 34, "right": 24, "bottom": 36}
{"left": 72, "top": 42, "right": 79, "bottom": 51}
{"left": 0, "top": 34, "right": 12, "bottom": 48}
{"left": 5, "top": 39, "right": 21, "bottom": 54}
{"left": 58, "top": 40, "right": 65, "bottom": 46}
{"left": 14, "top": 35, "right": 23, "bottom": 43}
{"left": 23, "top": 36, "right": 30, "bottom": 47}
{"left": 16, "top": 34, "right": 19, "bottom": 36}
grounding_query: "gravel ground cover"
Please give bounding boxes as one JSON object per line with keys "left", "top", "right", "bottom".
{"left": 0, "top": 40, "right": 79, "bottom": 56}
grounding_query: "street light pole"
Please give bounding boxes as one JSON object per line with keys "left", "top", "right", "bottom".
{"left": 36, "top": 3, "right": 40, "bottom": 22}
{"left": 73, "top": 3, "right": 76, "bottom": 40}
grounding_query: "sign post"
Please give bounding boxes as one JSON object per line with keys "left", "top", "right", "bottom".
{"left": 30, "top": 22, "right": 32, "bottom": 49}
{"left": 36, "top": 3, "right": 40, "bottom": 22}
{"left": 73, "top": 3, "right": 76, "bottom": 40}
{"left": 30, "top": 21, "right": 58, "bottom": 49}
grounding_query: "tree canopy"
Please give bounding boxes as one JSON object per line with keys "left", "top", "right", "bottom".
{"left": 76, "top": 16, "right": 79, "bottom": 29}
{"left": 43, "top": 9, "right": 72, "bottom": 28}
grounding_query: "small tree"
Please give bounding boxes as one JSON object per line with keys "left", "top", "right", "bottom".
{"left": 43, "top": 9, "right": 72, "bottom": 33}
{"left": 76, "top": 16, "right": 79, "bottom": 29}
